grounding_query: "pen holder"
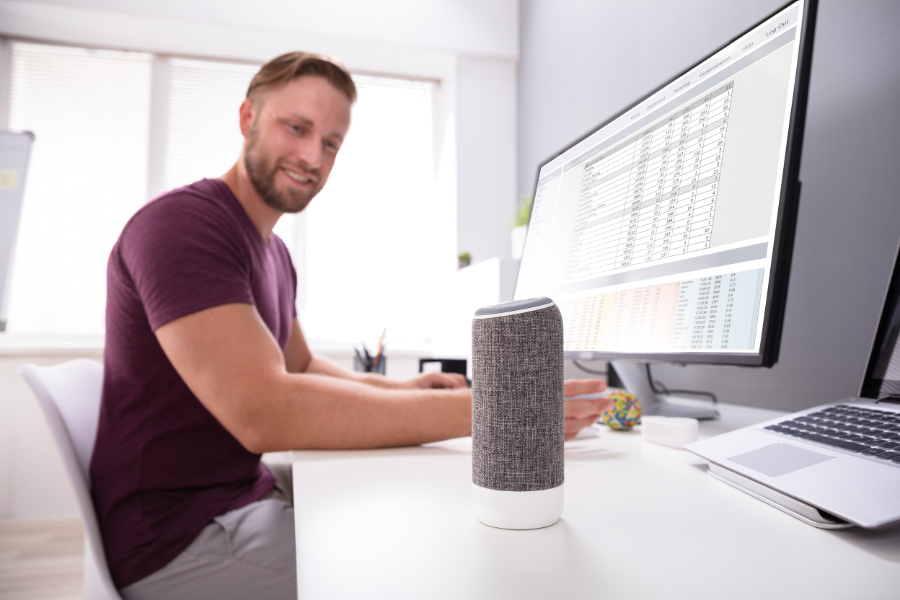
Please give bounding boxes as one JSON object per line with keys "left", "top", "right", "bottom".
{"left": 354, "top": 352, "right": 386, "bottom": 374}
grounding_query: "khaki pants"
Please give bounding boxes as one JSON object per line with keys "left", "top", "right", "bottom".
{"left": 121, "top": 462, "right": 296, "bottom": 600}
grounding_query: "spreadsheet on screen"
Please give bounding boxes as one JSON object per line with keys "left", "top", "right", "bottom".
{"left": 515, "top": 1, "right": 805, "bottom": 356}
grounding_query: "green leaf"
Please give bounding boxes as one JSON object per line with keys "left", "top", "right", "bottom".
{"left": 514, "top": 195, "right": 533, "bottom": 228}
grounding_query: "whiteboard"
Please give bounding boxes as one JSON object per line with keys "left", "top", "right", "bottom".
{"left": 0, "top": 130, "right": 34, "bottom": 331}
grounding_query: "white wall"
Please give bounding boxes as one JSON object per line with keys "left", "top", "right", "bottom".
{"left": 0, "top": 0, "right": 521, "bottom": 519}
{"left": 456, "top": 56, "right": 518, "bottom": 263}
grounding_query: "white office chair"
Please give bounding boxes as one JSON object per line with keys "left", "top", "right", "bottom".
{"left": 19, "top": 359, "right": 123, "bottom": 600}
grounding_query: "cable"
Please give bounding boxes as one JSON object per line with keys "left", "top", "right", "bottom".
{"left": 571, "top": 359, "right": 607, "bottom": 376}
{"left": 645, "top": 363, "right": 718, "bottom": 405}
{"left": 573, "top": 361, "right": 716, "bottom": 405}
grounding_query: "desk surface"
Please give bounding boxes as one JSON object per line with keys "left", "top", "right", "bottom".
{"left": 291, "top": 400, "right": 900, "bottom": 599}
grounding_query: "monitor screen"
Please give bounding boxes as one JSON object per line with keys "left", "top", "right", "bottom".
{"left": 514, "top": 0, "right": 816, "bottom": 367}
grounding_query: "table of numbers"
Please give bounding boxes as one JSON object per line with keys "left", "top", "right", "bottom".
{"left": 563, "top": 267, "right": 763, "bottom": 353}
{"left": 670, "top": 269, "right": 762, "bottom": 351}
{"left": 566, "top": 81, "right": 734, "bottom": 280}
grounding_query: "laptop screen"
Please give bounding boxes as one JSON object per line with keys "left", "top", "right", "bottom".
{"left": 879, "top": 343, "right": 900, "bottom": 397}
{"left": 861, "top": 243, "right": 900, "bottom": 399}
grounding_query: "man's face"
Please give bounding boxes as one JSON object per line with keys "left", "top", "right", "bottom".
{"left": 243, "top": 75, "right": 352, "bottom": 214}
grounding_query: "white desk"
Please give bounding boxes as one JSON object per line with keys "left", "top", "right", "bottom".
{"left": 292, "top": 400, "right": 900, "bottom": 599}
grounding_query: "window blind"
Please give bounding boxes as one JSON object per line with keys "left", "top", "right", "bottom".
{"left": 7, "top": 42, "right": 151, "bottom": 334}
{"left": 164, "top": 58, "right": 259, "bottom": 192}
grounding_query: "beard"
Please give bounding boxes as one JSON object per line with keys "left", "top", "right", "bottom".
{"left": 244, "top": 126, "right": 323, "bottom": 214}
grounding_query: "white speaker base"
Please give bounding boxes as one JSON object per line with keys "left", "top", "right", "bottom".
{"left": 472, "top": 483, "right": 563, "bottom": 529}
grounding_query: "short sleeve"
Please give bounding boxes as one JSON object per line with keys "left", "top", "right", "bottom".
{"left": 120, "top": 192, "right": 254, "bottom": 331}
{"left": 273, "top": 235, "right": 299, "bottom": 319}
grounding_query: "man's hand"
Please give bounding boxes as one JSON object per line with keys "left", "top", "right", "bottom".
{"left": 402, "top": 372, "right": 468, "bottom": 390}
{"left": 563, "top": 379, "right": 611, "bottom": 441}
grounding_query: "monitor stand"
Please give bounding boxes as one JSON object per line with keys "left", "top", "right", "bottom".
{"left": 611, "top": 361, "right": 719, "bottom": 420}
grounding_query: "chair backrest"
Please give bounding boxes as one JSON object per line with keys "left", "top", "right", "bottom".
{"left": 19, "top": 359, "right": 122, "bottom": 600}
{"left": 22, "top": 359, "right": 103, "bottom": 481}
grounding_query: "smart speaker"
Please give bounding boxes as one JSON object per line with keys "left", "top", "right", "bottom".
{"left": 471, "top": 297, "right": 564, "bottom": 529}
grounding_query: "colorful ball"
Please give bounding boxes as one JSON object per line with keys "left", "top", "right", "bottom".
{"left": 601, "top": 391, "right": 642, "bottom": 431}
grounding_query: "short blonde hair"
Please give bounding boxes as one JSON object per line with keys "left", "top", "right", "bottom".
{"left": 247, "top": 52, "right": 357, "bottom": 103}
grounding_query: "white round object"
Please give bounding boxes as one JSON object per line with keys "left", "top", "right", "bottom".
{"left": 641, "top": 416, "right": 699, "bottom": 448}
{"left": 472, "top": 484, "right": 563, "bottom": 530}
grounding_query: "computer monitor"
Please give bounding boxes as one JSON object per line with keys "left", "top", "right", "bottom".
{"left": 514, "top": 0, "right": 818, "bottom": 416}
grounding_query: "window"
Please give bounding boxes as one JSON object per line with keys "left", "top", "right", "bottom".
{"left": 7, "top": 42, "right": 151, "bottom": 334}
{"left": 302, "top": 76, "right": 455, "bottom": 346}
{"left": 3, "top": 41, "right": 454, "bottom": 346}
{"left": 164, "top": 58, "right": 258, "bottom": 191}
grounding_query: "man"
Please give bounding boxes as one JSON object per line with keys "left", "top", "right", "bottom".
{"left": 92, "top": 52, "right": 609, "bottom": 600}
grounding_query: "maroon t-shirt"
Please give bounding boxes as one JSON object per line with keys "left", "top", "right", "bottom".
{"left": 92, "top": 178, "right": 296, "bottom": 587}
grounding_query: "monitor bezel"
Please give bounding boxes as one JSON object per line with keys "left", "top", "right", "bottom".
{"left": 518, "top": 0, "right": 819, "bottom": 368}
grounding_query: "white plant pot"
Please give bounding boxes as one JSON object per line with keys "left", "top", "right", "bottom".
{"left": 511, "top": 225, "right": 528, "bottom": 260}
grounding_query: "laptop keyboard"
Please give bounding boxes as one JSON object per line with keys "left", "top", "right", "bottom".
{"left": 765, "top": 404, "right": 900, "bottom": 464}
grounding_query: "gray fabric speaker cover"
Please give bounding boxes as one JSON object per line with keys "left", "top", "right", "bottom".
{"left": 472, "top": 300, "right": 564, "bottom": 492}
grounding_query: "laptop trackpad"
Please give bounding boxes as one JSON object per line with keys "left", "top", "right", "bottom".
{"left": 728, "top": 443, "right": 834, "bottom": 477}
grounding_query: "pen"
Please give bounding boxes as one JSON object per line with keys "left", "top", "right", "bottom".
{"left": 373, "top": 329, "right": 386, "bottom": 370}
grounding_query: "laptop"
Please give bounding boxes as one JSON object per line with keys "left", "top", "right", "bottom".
{"left": 686, "top": 242, "right": 900, "bottom": 530}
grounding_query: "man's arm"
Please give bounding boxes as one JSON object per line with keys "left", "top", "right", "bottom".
{"left": 283, "top": 317, "right": 467, "bottom": 389}
{"left": 155, "top": 303, "right": 472, "bottom": 453}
